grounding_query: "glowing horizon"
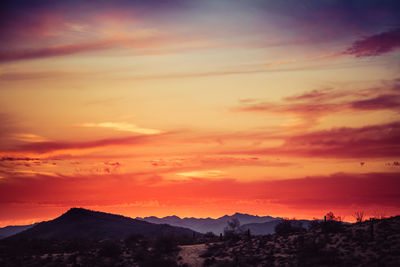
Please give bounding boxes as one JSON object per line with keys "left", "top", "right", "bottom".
{"left": 0, "top": 0, "right": 399, "bottom": 227}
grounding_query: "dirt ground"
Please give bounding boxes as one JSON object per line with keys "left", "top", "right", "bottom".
{"left": 178, "top": 243, "right": 207, "bottom": 267}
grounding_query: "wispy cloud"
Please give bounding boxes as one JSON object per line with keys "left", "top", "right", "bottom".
{"left": 266, "top": 52, "right": 340, "bottom": 67}
{"left": 350, "top": 94, "right": 400, "bottom": 110}
{"left": 176, "top": 170, "right": 225, "bottom": 179}
{"left": 0, "top": 40, "right": 114, "bottom": 63}
{"left": 223, "top": 121, "right": 400, "bottom": 159}
{"left": 345, "top": 28, "right": 400, "bottom": 57}
{"left": 13, "top": 135, "right": 153, "bottom": 153}
{"left": 0, "top": 157, "right": 40, "bottom": 161}
{"left": 0, "top": 35, "right": 175, "bottom": 63}
{"left": 82, "top": 122, "right": 162, "bottom": 135}
{"left": 13, "top": 133, "right": 48, "bottom": 143}
{"left": 236, "top": 80, "right": 400, "bottom": 126}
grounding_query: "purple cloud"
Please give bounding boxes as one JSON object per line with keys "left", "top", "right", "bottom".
{"left": 345, "top": 28, "right": 400, "bottom": 57}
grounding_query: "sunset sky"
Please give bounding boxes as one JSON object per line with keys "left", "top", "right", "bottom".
{"left": 1, "top": 0, "right": 400, "bottom": 226}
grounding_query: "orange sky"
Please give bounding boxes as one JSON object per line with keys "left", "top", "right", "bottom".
{"left": 0, "top": 0, "right": 400, "bottom": 226}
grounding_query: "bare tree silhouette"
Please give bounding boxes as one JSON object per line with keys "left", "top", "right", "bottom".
{"left": 353, "top": 211, "right": 365, "bottom": 223}
{"left": 224, "top": 218, "right": 241, "bottom": 234}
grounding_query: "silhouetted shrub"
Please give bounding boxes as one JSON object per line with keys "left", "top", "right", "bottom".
{"left": 309, "top": 220, "right": 322, "bottom": 231}
{"left": 297, "top": 240, "right": 341, "bottom": 267}
{"left": 353, "top": 211, "right": 365, "bottom": 223}
{"left": 153, "top": 235, "right": 179, "bottom": 255}
{"left": 310, "top": 212, "right": 344, "bottom": 234}
{"left": 98, "top": 240, "right": 121, "bottom": 258}
{"left": 204, "top": 231, "right": 217, "bottom": 239}
{"left": 275, "top": 220, "right": 305, "bottom": 236}
{"left": 223, "top": 230, "right": 240, "bottom": 243}
{"left": 124, "top": 233, "right": 144, "bottom": 248}
{"left": 132, "top": 246, "right": 148, "bottom": 262}
{"left": 321, "top": 220, "right": 343, "bottom": 233}
{"left": 203, "top": 257, "right": 216, "bottom": 266}
{"left": 64, "top": 238, "right": 91, "bottom": 253}
{"left": 174, "top": 233, "right": 196, "bottom": 246}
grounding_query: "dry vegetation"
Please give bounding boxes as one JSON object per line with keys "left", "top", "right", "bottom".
{"left": 0, "top": 215, "right": 399, "bottom": 266}
{"left": 0, "top": 234, "right": 189, "bottom": 267}
{"left": 200, "top": 215, "right": 400, "bottom": 267}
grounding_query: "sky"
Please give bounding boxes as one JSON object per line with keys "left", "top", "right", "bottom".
{"left": 0, "top": 0, "right": 399, "bottom": 226}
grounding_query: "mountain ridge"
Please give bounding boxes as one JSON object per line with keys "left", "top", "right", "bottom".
{"left": 137, "top": 212, "right": 281, "bottom": 234}
{"left": 2, "top": 210, "right": 315, "bottom": 238}
{"left": 0, "top": 224, "right": 36, "bottom": 240}
{"left": 8, "top": 207, "right": 200, "bottom": 240}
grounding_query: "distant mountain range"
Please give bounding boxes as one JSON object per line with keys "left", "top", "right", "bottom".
{"left": 0, "top": 224, "right": 35, "bottom": 240}
{"left": 137, "top": 212, "right": 283, "bottom": 234}
{"left": 240, "top": 219, "right": 313, "bottom": 235}
{"left": 1, "top": 209, "right": 317, "bottom": 239}
{"left": 7, "top": 208, "right": 199, "bottom": 240}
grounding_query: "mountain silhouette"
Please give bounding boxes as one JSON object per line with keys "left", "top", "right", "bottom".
{"left": 240, "top": 219, "right": 314, "bottom": 235}
{"left": 9, "top": 208, "right": 199, "bottom": 239}
{"left": 137, "top": 212, "right": 280, "bottom": 234}
{"left": 0, "top": 224, "right": 35, "bottom": 240}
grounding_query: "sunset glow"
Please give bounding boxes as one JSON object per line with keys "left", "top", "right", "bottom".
{"left": 1, "top": 0, "right": 399, "bottom": 226}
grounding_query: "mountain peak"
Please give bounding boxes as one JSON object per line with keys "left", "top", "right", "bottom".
{"left": 62, "top": 207, "right": 98, "bottom": 218}
{"left": 163, "top": 215, "right": 181, "bottom": 220}
{"left": 65, "top": 207, "right": 90, "bottom": 214}
{"left": 232, "top": 212, "right": 260, "bottom": 218}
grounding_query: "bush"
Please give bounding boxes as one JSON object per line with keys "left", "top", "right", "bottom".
{"left": 64, "top": 238, "right": 91, "bottom": 253}
{"left": 310, "top": 212, "right": 344, "bottom": 234}
{"left": 204, "top": 231, "right": 217, "bottom": 239}
{"left": 124, "top": 233, "right": 144, "bottom": 248}
{"left": 324, "top": 221, "right": 343, "bottom": 233}
{"left": 98, "top": 240, "right": 121, "bottom": 258}
{"left": 275, "top": 220, "right": 305, "bottom": 236}
{"left": 153, "top": 235, "right": 179, "bottom": 255}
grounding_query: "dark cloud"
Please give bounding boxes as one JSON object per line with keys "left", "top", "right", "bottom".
{"left": 281, "top": 121, "right": 400, "bottom": 158}
{"left": 224, "top": 121, "right": 400, "bottom": 159}
{"left": 104, "top": 162, "right": 121, "bottom": 167}
{"left": 236, "top": 80, "right": 400, "bottom": 125}
{"left": 351, "top": 94, "right": 400, "bottom": 110}
{"left": 345, "top": 28, "right": 400, "bottom": 57}
{"left": 14, "top": 135, "right": 152, "bottom": 153}
{"left": 238, "top": 101, "right": 342, "bottom": 118}
{"left": 0, "top": 157, "right": 40, "bottom": 161}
